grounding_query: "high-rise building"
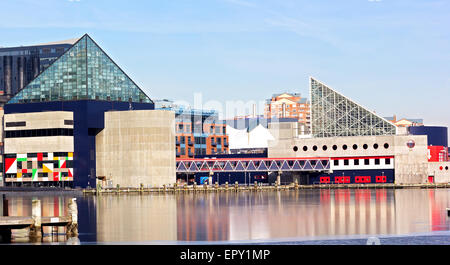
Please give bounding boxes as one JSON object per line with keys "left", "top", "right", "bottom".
{"left": 0, "top": 39, "right": 76, "bottom": 105}
{"left": 264, "top": 92, "right": 310, "bottom": 131}
{"left": 310, "top": 77, "right": 397, "bottom": 137}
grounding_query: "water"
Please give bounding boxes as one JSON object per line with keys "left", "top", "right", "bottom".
{"left": 1, "top": 188, "right": 450, "bottom": 244}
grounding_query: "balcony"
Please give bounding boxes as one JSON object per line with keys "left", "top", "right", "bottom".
{"left": 188, "top": 139, "right": 193, "bottom": 146}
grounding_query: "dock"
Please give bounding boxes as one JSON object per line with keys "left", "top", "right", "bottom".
{"left": 0, "top": 197, "right": 78, "bottom": 242}
{"left": 83, "top": 182, "right": 450, "bottom": 195}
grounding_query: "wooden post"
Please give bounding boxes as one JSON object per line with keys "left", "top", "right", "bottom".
{"left": 193, "top": 182, "right": 197, "bottom": 192}
{"left": 254, "top": 181, "right": 258, "bottom": 191}
{"left": 215, "top": 182, "right": 219, "bottom": 191}
{"left": 225, "top": 182, "right": 229, "bottom": 191}
{"left": 2, "top": 195, "right": 8, "bottom": 217}
{"left": 67, "top": 198, "right": 78, "bottom": 236}
{"left": 174, "top": 183, "right": 178, "bottom": 192}
{"left": 163, "top": 184, "right": 167, "bottom": 192}
{"left": 235, "top": 181, "right": 239, "bottom": 191}
{"left": 30, "top": 199, "right": 42, "bottom": 238}
{"left": 140, "top": 183, "right": 144, "bottom": 193}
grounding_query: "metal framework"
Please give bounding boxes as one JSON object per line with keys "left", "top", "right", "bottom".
{"left": 310, "top": 77, "right": 397, "bottom": 138}
{"left": 176, "top": 157, "right": 331, "bottom": 173}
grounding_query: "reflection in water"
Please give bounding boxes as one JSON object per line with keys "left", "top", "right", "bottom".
{"left": 1, "top": 188, "right": 450, "bottom": 244}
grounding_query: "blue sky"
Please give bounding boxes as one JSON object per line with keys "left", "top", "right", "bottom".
{"left": 1, "top": 0, "right": 449, "bottom": 130}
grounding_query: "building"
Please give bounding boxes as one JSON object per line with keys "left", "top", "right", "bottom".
{"left": 268, "top": 77, "right": 450, "bottom": 184}
{"left": 2, "top": 34, "right": 175, "bottom": 188}
{"left": 0, "top": 39, "right": 75, "bottom": 106}
{"left": 264, "top": 92, "right": 310, "bottom": 131}
{"left": 384, "top": 115, "right": 424, "bottom": 127}
{"left": 310, "top": 77, "right": 397, "bottom": 137}
{"left": 155, "top": 100, "right": 229, "bottom": 158}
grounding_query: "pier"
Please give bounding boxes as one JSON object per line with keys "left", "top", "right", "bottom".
{"left": 83, "top": 182, "right": 450, "bottom": 195}
{"left": 0, "top": 196, "right": 78, "bottom": 242}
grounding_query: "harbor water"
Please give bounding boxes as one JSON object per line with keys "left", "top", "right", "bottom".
{"left": 1, "top": 188, "right": 450, "bottom": 244}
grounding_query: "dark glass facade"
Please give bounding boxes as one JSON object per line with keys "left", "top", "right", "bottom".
{"left": 0, "top": 42, "right": 72, "bottom": 105}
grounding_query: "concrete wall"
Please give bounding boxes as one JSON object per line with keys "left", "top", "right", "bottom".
{"left": 268, "top": 135, "right": 429, "bottom": 184}
{"left": 428, "top": 162, "right": 450, "bottom": 183}
{"left": 4, "top": 111, "right": 74, "bottom": 154}
{"left": 96, "top": 110, "right": 176, "bottom": 188}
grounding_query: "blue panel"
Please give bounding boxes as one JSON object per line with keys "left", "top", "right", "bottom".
{"left": 409, "top": 126, "right": 448, "bottom": 147}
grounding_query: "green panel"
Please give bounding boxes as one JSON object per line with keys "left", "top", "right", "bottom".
{"left": 8, "top": 34, "right": 151, "bottom": 104}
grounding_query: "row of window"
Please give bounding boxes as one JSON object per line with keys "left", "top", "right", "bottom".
{"left": 293, "top": 143, "right": 390, "bottom": 152}
{"left": 5, "top": 128, "right": 73, "bottom": 138}
{"left": 16, "top": 160, "right": 74, "bottom": 169}
{"left": 4, "top": 152, "right": 69, "bottom": 159}
{"left": 333, "top": 158, "right": 391, "bottom": 166}
{"left": 319, "top": 176, "right": 387, "bottom": 184}
{"left": 439, "top": 166, "right": 449, "bottom": 171}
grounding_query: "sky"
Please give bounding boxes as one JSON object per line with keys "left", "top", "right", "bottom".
{"left": 1, "top": 0, "right": 449, "bottom": 132}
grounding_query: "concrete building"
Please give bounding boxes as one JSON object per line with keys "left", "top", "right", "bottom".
{"left": 96, "top": 110, "right": 175, "bottom": 188}
{"left": 2, "top": 34, "right": 175, "bottom": 188}
{"left": 268, "top": 77, "right": 450, "bottom": 184}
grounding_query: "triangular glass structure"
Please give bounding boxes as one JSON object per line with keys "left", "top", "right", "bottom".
{"left": 310, "top": 77, "right": 396, "bottom": 137}
{"left": 8, "top": 34, "right": 152, "bottom": 104}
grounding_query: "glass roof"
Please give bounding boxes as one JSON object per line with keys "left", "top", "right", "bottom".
{"left": 8, "top": 34, "right": 152, "bottom": 104}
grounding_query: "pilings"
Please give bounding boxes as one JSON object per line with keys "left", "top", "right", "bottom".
{"left": 66, "top": 198, "right": 78, "bottom": 236}
{"left": 0, "top": 198, "right": 78, "bottom": 242}
{"left": 82, "top": 182, "right": 450, "bottom": 195}
{"left": 29, "top": 199, "right": 42, "bottom": 238}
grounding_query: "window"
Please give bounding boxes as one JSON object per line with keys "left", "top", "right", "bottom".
{"left": 313, "top": 145, "right": 318, "bottom": 151}
{"left": 384, "top": 143, "right": 389, "bottom": 149}
{"left": 5, "top": 121, "right": 26, "bottom": 127}
{"left": 373, "top": 143, "right": 379, "bottom": 149}
{"left": 322, "top": 145, "right": 328, "bottom": 151}
{"left": 344, "top": 160, "right": 349, "bottom": 166}
{"left": 342, "top": 144, "right": 348, "bottom": 150}
{"left": 334, "top": 160, "right": 339, "bottom": 166}
{"left": 363, "top": 144, "right": 368, "bottom": 150}
{"left": 353, "top": 144, "right": 358, "bottom": 150}
{"left": 354, "top": 159, "right": 359, "bottom": 166}
{"left": 332, "top": 145, "right": 338, "bottom": 150}
{"left": 375, "top": 159, "right": 380, "bottom": 165}
{"left": 293, "top": 146, "right": 298, "bottom": 152}
{"left": 303, "top": 146, "right": 308, "bottom": 151}
{"left": 64, "top": 120, "right": 74, "bottom": 125}
{"left": 364, "top": 159, "right": 370, "bottom": 165}
{"left": 385, "top": 158, "right": 391, "bottom": 165}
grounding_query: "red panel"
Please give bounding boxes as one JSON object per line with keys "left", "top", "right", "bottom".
{"left": 37, "top": 153, "right": 43, "bottom": 161}
{"left": 376, "top": 176, "right": 387, "bottom": 183}
{"left": 320, "top": 176, "right": 330, "bottom": 184}
{"left": 428, "top": 176, "right": 434, "bottom": 183}
{"left": 428, "top": 146, "right": 445, "bottom": 162}
{"left": 22, "top": 169, "right": 27, "bottom": 173}
{"left": 5, "top": 158, "right": 16, "bottom": 173}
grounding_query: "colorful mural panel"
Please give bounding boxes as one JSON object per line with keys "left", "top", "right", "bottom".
{"left": 4, "top": 152, "right": 74, "bottom": 182}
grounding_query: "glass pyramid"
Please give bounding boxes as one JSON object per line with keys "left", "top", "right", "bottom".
{"left": 8, "top": 34, "right": 152, "bottom": 104}
{"left": 310, "top": 77, "right": 396, "bottom": 137}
